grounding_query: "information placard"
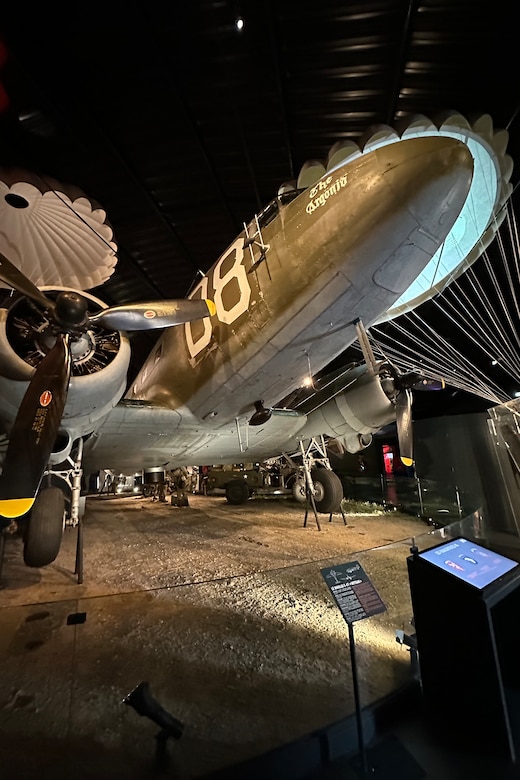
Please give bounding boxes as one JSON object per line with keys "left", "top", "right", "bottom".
{"left": 321, "top": 560, "right": 386, "bottom": 624}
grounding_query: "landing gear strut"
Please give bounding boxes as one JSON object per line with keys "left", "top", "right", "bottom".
{"left": 284, "top": 435, "right": 347, "bottom": 529}
{"left": 22, "top": 438, "right": 85, "bottom": 581}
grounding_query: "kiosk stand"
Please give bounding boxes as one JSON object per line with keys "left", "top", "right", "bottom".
{"left": 407, "top": 537, "right": 520, "bottom": 762}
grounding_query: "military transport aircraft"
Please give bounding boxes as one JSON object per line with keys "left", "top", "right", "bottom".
{"left": 0, "top": 130, "right": 483, "bottom": 568}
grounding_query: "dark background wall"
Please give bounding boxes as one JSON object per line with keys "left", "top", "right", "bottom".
{"left": 331, "top": 412, "right": 520, "bottom": 540}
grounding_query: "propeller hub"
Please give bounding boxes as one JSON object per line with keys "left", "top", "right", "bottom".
{"left": 380, "top": 377, "right": 397, "bottom": 400}
{"left": 70, "top": 333, "right": 95, "bottom": 361}
{"left": 55, "top": 291, "right": 89, "bottom": 330}
{"left": 399, "top": 371, "right": 424, "bottom": 389}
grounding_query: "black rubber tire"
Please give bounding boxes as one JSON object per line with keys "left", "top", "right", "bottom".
{"left": 225, "top": 479, "right": 250, "bottom": 505}
{"left": 291, "top": 476, "right": 307, "bottom": 503}
{"left": 23, "top": 486, "right": 65, "bottom": 568}
{"left": 311, "top": 468, "right": 344, "bottom": 514}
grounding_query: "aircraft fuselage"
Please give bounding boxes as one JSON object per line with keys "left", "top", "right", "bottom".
{"left": 127, "top": 136, "right": 473, "bottom": 426}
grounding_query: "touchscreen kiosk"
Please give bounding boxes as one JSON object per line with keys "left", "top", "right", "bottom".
{"left": 407, "top": 536, "right": 520, "bottom": 762}
{"left": 418, "top": 537, "right": 518, "bottom": 589}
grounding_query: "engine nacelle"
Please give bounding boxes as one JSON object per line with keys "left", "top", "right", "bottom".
{"left": 0, "top": 287, "right": 131, "bottom": 461}
{"left": 299, "top": 368, "right": 396, "bottom": 453}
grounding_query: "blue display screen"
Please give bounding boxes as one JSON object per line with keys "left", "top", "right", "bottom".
{"left": 419, "top": 537, "right": 518, "bottom": 589}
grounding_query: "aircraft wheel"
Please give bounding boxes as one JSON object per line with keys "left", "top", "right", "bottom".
{"left": 311, "top": 468, "right": 344, "bottom": 514}
{"left": 291, "top": 476, "right": 307, "bottom": 503}
{"left": 23, "top": 486, "right": 65, "bottom": 568}
{"left": 225, "top": 479, "right": 250, "bottom": 505}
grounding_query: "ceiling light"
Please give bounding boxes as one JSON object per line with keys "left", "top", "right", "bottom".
{"left": 235, "top": 16, "right": 244, "bottom": 31}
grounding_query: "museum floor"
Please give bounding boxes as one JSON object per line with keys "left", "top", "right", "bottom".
{"left": 0, "top": 493, "right": 519, "bottom": 780}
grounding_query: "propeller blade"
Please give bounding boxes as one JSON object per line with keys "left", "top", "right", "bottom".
{"left": 0, "top": 251, "right": 55, "bottom": 311}
{"left": 88, "top": 299, "right": 216, "bottom": 331}
{"left": 392, "top": 368, "right": 445, "bottom": 392}
{"left": 395, "top": 388, "right": 414, "bottom": 467}
{"left": 0, "top": 334, "right": 71, "bottom": 518}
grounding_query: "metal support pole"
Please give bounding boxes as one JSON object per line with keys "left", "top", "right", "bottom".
{"left": 75, "top": 519, "right": 84, "bottom": 585}
{"left": 354, "top": 319, "right": 378, "bottom": 374}
{"left": 339, "top": 503, "right": 348, "bottom": 525}
{"left": 417, "top": 477, "right": 424, "bottom": 516}
{"left": 303, "top": 488, "right": 321, "bottom": 530}
{"left": 348, "top": 621, "right": 368, "bottom": 779}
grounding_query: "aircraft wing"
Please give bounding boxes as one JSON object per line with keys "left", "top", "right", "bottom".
{"left": 82, "top": 400, "right": 307, "bottom": 474}
{"left": 83, "top": 353, "right": 410, "bottom": 474}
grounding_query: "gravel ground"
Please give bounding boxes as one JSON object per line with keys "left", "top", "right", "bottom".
{"left": 0, "top": 493, "right": 434, "bottom": 779}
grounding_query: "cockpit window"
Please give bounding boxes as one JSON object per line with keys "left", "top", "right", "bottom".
{"left": 256, "top": 199, "right": 279, "bottom": 229}
{"left": 278, "top": 188, "right": 305, "bottom": 206}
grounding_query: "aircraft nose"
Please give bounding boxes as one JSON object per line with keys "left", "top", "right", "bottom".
{"left": 370, "top": 135, "right": 474, "bottom": 296}
{"left": 374, "top": 134, "right": 473, "bottom": 225}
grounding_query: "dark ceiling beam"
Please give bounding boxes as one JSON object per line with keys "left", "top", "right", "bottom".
{"left": 230, "top": 102, "right": 264, "bottom": 213}
{"left": 77, "top": 120, "right": 202, "bottom": 277}
{"left": 41, "top": 98, "right": 205, "bottom": 287}
{"left": 159, "top": 75, "right": 242, "bottom": 234}
{"left": 386, "top": 0, "right": 420, "bottom": 125}
{"left": 0, "top": 113, "right": 165, "bottom": 303}
{"left": 266, "top": 0, "right": 296, "bottom": 181}
{"left": 130, "top": 7, "right": 241, "bottom": 237}
{"left": 0, "top": 42, "right": 170, "bottom": 301}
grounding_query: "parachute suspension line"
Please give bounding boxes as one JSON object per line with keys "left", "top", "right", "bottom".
{"left": 397, "top": 310, "right": 507, "bottom": 399}
{"left": 458, "top": 274, "right": 518, "bottom": 370}
{"left": 368, "top": 326, "right": 504, "bottom": 405}
{"left": 351, "top": 199, "right": 520, "bottom": 407}
{"left": 369, "top": 316, "right": 445, "bottom": 378}
{"left": 496, "top": 208, "right": 520, "bottom": 322}
{"left": 433, "top": 286, "right": 500, "bottom": 365}
{"left": 476, "top": 258, "right": 520, "bottom": 374}
{"left": 370, "top": 310, "right": 507, "bottom": 404}
{"left": 436, "top": 279, "right": 520, "bottom": 378}
{"left": 488, "top": 248, "right": 520, "bottom": 335}
{"left": 474, "top": 258, "right": 520, "bottom": 371}
{"left": 405, "top": 310, "right": 508, "bottom": 402}
{"left": 507, "top": 205, "right": 520, "bottom": 279}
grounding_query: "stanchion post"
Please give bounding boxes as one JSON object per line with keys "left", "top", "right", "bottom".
{"left": 75, "top": 519, "right": 84, "bottom": 584}
{"left": 349, "top": 621, "right": 368, "bottom": 779}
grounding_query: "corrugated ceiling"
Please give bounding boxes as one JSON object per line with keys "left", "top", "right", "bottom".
{"left": 0, "top": 1, "right": 518, "bottom": 401}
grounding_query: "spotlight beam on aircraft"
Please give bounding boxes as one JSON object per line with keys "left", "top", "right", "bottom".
{"left": 0, "top": 134, "right": 475, "bottom": 567}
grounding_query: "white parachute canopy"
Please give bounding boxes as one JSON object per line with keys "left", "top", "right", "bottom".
{"left": 0, "top": 167, "right": 118, "bottom": 290}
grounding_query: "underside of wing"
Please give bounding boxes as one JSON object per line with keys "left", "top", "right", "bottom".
{"left": 82, "top": 400, "right": 307, "bottom": 474}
